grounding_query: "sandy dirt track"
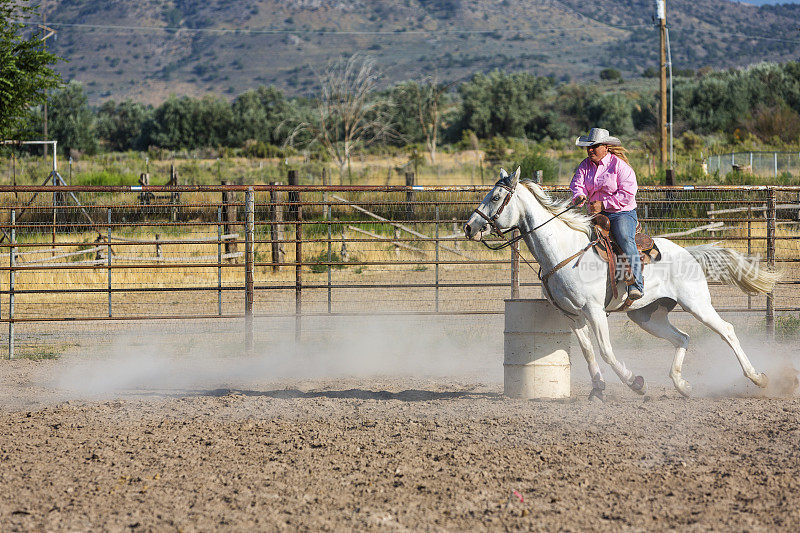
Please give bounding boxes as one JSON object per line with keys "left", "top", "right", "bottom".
{"left": 1, "top": 361, "right": 799, "bottom": 532}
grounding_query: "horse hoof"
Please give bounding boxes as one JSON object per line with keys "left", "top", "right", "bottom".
{"left": 753, "top": 372, "right": 769, "bottom": 389}
{"left": 630, "top": 375, "right": 646, "bottom": 395}
{"left": 588, "top": 388, "right": 605, "bottom": 402}
{"left": 675, "top": 380, "right": 692, "bottom": 398}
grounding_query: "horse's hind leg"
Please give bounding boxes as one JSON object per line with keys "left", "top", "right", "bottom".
{"left": 571, "top": 318, "right": 606, "bottom": 400}
{"left": 628, "top": 299, "right": 692, "bottom": 397}
{"left": 584, "top": 306, "right": 646, "bottom": 394}
{"left": 681, "top": 296, "right": 768, "bottom": 388}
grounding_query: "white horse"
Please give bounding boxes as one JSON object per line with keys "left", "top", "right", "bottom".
{"left": 465, "top": 168, "right": 780, "bottom": 398}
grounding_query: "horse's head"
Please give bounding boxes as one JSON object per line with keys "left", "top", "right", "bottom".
{"left": 464, "top": 167, "right": 521, "bottom": 241}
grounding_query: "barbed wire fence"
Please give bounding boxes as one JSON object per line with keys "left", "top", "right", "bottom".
{"left": 0, "top": 184, "right": 798, "bottom": 358}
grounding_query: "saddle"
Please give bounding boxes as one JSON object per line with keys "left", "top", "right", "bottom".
{"left": 591, "top": 213, "right": 661, "bottom": 301}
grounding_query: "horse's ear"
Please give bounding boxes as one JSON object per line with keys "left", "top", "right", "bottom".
{"left": 511, "top": 167, "right": 521, "bottom": 187}
{"left": 499, "top": 168, "right": 508, "bottom": 179}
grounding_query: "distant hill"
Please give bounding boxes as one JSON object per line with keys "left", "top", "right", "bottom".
{"left": 41, "top": 0, "right": 800, "bottom": 104}
{"left": 738, "top": 1, "right": 800, "bottom": 5}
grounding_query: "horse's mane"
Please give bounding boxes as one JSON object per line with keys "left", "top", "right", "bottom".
{"left": 521, "top": 181, "right": 592, "bottom": 237}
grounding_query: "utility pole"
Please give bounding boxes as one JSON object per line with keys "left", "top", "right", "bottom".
{"left": 42, "top": 4, "right": 49, "bottom": 158}
{"left": 657, "top": 0, "right": 672, "bottom": 185}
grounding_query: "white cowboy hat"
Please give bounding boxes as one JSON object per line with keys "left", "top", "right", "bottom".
{"left": 575, "top": 127, "right": 622, "bottom": 147}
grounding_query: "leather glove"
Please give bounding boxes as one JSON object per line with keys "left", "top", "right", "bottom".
{"left": 589, "top": 201, "right": 603, "bottom": 215}
{"left": 572, "top": 195, "right": 587, "bottom": 207}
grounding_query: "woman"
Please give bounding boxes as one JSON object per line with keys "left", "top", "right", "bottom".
{"left": 570, "top": 127, "right": 643, "bottom": 300}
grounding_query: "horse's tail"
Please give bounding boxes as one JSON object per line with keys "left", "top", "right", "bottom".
{"left": 686, "top": 244, "right": 780, "bottom": 295}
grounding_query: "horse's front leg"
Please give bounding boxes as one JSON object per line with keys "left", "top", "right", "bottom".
{"left": 584, "top": 306, "right": 647, "bottom": 395}
{"left": 572, "top": 318, "right": 606, "bottom": 401}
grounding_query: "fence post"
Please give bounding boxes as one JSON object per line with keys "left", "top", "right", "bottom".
{"left": 774, "top": 152, "right": 778, "bottom": 179}
{"left": 217, "top": 205, "right": 223, "bottom": 316}
{"left": 747, "top": 205, "right": 752, "bottom": 310}
{"left": 221, "top": 181, "right": 238, "bottom": 257}
{"left": 269, "top": 182, "right": 283, "bottom": 272}
{"left": 245, "top": 188, "right": 254, "bottom": 353}
{"left": 511, "top": 229, "right": 520, "bottom": 299}
{"left": 341, "top": 226, "right": 347, "bottom": 261}
{"left": 766, "top": 188, "right": 776, "bottom": 336}
{"left": 107, "top": 208, "right": 112, "bottom": 317}
{"left": 295, "top": 202, "right": 303, "bottom": 343}
{"left": 8, "top": 209, "right": 15, "bottom": 360}
{"left": 405, "top": 171, "right": 415, "bottom": 217}
{"left": 324, "top": 169, "right": 332, "bottom": 313}
{"left": 287, "top": 169, "right": 298, "bottom": 220}
{"left": 435, "top": 201, "right": 440, "bottom": 312}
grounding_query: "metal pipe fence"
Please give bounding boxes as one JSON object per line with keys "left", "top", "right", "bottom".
{"left": 0, "top": 184, "right": 799, "bottom": 358}
{"left": 708, "top": 151, "right": 800, "bottom": 178}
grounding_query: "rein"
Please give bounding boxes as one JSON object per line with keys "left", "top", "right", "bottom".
{"left": 472, "top": 179, "right": 590, "bottom": 318}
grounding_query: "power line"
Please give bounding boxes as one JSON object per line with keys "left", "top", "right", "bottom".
{"left": 16, "top": 20, "right": 652, "bottom": 36}
{"left": 17, "top": 19, "right": 800, "bottom": 45}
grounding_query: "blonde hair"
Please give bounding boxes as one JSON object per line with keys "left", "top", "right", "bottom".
{"left": 607, "top": 145, "right": 629, "bottom": 164}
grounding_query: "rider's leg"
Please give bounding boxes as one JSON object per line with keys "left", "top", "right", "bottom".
{"left": 607, "top": 209, "right": 643, "bottom": 295}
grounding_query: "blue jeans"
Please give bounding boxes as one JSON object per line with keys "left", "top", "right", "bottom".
{"left": 605, "top": 209, "right": 643, "bottom": 293}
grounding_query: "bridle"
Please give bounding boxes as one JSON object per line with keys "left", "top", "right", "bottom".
{"left": 471, "top": 178, "right": 578, "bottom": 251}
{"left": 471, "top": 177, "right": 596, "bottom": 318}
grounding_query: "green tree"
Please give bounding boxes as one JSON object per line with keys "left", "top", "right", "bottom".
{"left": 586, "top": 93, "right": 634, "bottom": 136}
{"left": 47, "top": 82, "right": 96, "bottom": 155}
{"left": 147, "top": 96, "right": 234, "bottom": 149}
{"left": 230, "top": 86, "right": 295, "bottom": 147}
{"left": 458, "top": 70, "right": 562, "bottom": 140}
{"left": 97, "top": 100, "right": 153, "bottom": 151}
{"left": 0, "top": 1, "right": 62, "bottom": 137}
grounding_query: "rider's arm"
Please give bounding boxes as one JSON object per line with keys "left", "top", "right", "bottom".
{"left": 570, "top": 161, "right": 589, "bottom": 201}
{"left": 603, "top": 160, "right": 638, "bottom": 211}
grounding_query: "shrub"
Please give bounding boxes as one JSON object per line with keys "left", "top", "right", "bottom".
{"left": 599, "top": 68, "right": 623, "bottom": 82}
{"left": 517, "top": 151, "right": 557, "bottom": 183}
{"left": 308, "top": 250, "right": 351, "bottom": 273}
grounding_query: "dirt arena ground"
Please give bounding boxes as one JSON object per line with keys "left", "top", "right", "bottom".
{"left": 1, "top": 316, "right": 799, "bottom": 531}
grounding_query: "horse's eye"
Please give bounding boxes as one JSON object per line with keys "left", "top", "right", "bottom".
{"left": 492, "top": 195, "right": 500, "bottom": 202}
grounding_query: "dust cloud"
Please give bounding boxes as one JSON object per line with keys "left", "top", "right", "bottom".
{"left": 32, "top": 313, "right": 800, "bottom": 401}
{"left": 53, "top": 316, "right": 503, "bottom": 398}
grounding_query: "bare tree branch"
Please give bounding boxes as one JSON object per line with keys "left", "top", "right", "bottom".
{"left": 285, "top": 55, "right": 394, "bottom": 182}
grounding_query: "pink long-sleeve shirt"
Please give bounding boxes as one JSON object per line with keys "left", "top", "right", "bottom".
{"left": 570, "top": 153, "right": 637, "bottom": 213}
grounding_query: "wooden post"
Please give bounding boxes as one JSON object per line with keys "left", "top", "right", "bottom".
{"left": 217, "top": 206, "right": 223, "bottom": 316}
{"left": 435, "top": 202, "right": 440, "bottom": 313}
{"left": 287, "top": 169, "right": 298, "bottom": 220}
{"left": 269, "top": 182, "right": 284, "bottom": 272}
{"left": 221, "top": 181, "right": 238, "bottom": 257}
{"left": 295, "top": 202, "right": 303, "bottom": 342}
{"left": 766, "top": 188, "right": 776, "bottom": 336}
{"left": 107, "top": 208, "right": 112, "bottom": 317}
{"left": 245, "top": 188, "right": 254, "bottom": 353}
{"left": 324, "top": 168, "right": 332, "bottom": 313}
{"left": 169, "top": 164, "right": 179, "bottom": 222}
{"left": 405, "top": 171, "right": 415, "bottom": 218}
{"left": 341, "top": 226, "right": 348, "bottom": 261}
{"left": 748, "top": 204, "right": 752, "bottom": 310}
{"left": 8, "top": 209, "right": 15, "bottom": 359}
